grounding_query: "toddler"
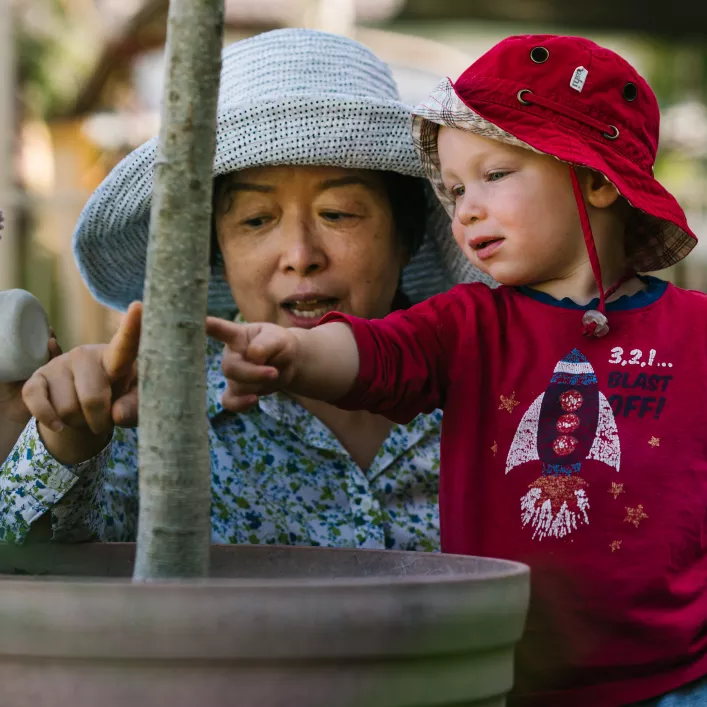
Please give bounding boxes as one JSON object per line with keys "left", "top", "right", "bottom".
{"left": 205, "top": 36, "right": 707, "bottom": 706}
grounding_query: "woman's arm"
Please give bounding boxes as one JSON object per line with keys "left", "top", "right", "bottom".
{"left": 0, "top": 419, "right": 138, "bottom": 544}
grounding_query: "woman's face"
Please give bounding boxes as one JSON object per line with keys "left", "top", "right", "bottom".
{"left": 215, "top": 165, "right": 407, "bottom": 328}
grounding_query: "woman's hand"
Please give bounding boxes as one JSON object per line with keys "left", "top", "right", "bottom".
{"left": 206, "top": 317, "right": 359, "bottom": 411}
{"left": 21, "top": 303, "right": 142, "bottom": 464}
{"left": 205, "top": 318, "right": 300, "bottom": 412}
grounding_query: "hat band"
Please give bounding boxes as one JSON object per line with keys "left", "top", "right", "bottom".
{"left": 517, "top": 89, "right": 620, "bottom": 141}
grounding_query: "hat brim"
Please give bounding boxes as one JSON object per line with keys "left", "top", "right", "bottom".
{"left": 413, "top": 79, "right": 696, "bottom": 273}
{"left": 73, "top": 95, "right": 495, "bottom": 315}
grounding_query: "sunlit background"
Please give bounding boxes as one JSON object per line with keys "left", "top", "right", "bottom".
{"left": 2, "top": 0, "right": 706, "bottom": 349}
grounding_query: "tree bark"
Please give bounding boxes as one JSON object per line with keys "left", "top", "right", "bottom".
{"left": 133, "top": 0, "right": 224, "bottom": 581}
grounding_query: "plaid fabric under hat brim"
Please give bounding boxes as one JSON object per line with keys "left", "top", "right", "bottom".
{"left": 412, "top": 78, "right": 696, "bottom": 273}
{"left": 73, "top": 29, "right": 494, "bottom": 316}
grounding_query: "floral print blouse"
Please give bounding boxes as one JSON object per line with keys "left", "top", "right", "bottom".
{"left": 0, "top": 334, "right": 441, "bottom": 550}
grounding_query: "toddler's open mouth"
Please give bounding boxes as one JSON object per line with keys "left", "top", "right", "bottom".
{"left": 472, "top": 237, "right": 504, "bottom": 260}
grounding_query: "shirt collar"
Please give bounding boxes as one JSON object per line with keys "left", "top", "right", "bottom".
{"left": 515, "top": 275, "right": 668, "bottom": 311}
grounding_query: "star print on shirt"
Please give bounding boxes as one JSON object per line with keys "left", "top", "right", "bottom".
{"left": 648, "top": 436, "right": 661, "bottom": 448}
{"left": 624, "top": 504, "right": 648, "bottom": 528}
{"left": 609, "top": 482, "right": 625, "bottom": 499}
{"left": 498, "top": 392, "right": 520, "bottom": 413}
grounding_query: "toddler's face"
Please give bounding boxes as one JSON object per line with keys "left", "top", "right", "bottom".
{"left": 437, "top": 127, "right": 588, "bottom": 287}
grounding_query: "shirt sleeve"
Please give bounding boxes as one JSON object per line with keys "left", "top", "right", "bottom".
{"left": 319, "top": 287, "right": 472, "bottom": 424}
{"left": 0, "top": 419, "right": 138, "bottom": 544}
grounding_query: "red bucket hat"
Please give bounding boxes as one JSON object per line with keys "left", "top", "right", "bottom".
{"left": 412, "top": 35, "right": 697, "bottom": 335}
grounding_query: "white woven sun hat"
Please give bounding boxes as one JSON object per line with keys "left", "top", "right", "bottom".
{"left": 72, "top": 28, "right": 493, "bottom": 315}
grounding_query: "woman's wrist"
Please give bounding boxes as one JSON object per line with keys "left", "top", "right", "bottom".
{"left": 0, "top": 416, "right": 31, "bottom": 462}
{"left": 37, "top": 423, "right": 114, "bottom": 466}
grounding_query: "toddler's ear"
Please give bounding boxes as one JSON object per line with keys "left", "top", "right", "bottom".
{"left": 583, "top": 169, "right": 620, "bottom": 209}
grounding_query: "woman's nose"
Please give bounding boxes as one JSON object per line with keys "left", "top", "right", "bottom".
{"left": 279, "top": 220, "right": 327, "bottom": 275}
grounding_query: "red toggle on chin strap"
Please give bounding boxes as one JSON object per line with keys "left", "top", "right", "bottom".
{"left": 568, "top": 166, "right": 633, "bottom": 338}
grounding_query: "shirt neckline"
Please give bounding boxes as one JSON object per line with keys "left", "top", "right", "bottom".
{"left": 515, "top": 275, "right": 668, "bottom": 312}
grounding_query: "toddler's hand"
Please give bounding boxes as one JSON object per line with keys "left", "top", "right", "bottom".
{"left": 205, "top": 318, "right": 300, "bottom": 412}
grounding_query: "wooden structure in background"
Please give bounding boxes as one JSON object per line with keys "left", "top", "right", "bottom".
{"left": 0, "top": 1, "right": 19, "bottom": 291}
{"left": 400, "top": 0, "right": 707, "bottom": 37}
{"left": 9, "top": 0, "right": 707, "bottom": 348}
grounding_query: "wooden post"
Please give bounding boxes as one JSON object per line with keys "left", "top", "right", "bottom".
{"left": 0, "top": 0, "right": 19, "bottom": 290}
{"left": 133, "top": 0, "right": 224, "bottom": 581}
{"left": 302, "top": 0, "right": 356, "bottom": 35}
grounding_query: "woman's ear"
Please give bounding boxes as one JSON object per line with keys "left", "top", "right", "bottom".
{"left": 583, "top": 169, "right": 620, "bottom": 209}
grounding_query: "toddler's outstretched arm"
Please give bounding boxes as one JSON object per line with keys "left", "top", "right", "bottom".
{"left": 205, "top": 318, "right": 359, "bottom": 411}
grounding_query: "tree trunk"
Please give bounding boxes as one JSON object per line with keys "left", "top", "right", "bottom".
{"left": 134, "top": 0, "right": 224, "bottom": 581}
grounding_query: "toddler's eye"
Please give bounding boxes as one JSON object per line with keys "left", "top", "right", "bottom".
{"left": 487, "top": 171, "right": 510, "bottom": 182}
{"left": 451, "top": 184, "right": 465, "bottom": 198}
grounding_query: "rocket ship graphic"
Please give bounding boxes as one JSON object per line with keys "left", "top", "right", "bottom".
{"left": 506, "top": 349, "right": 620, "bottom": 541}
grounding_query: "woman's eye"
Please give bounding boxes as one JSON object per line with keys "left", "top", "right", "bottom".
{"left": 320, "top": 211, "right": 357, "bottom": 222}
{"left": 241, "top": 216, "right": 269, "bottom": 228}
{"left": 487, "top": 171, "right": 510, "bottom": 182}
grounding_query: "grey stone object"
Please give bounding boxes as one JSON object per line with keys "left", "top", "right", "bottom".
{"left": 0, "top": 289, "right": 50, "bottom": 382}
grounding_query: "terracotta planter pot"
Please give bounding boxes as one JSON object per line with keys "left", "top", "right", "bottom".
{"left": 0, "top": 543, "right": 529, "bottom": 707}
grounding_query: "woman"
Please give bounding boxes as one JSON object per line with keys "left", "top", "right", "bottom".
{"left": 0, "top": 29, "right": 490, "bottom": 548}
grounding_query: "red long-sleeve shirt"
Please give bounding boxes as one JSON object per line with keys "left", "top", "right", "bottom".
{"left": 321, "top": 278, "right": 707, "bottom": 706}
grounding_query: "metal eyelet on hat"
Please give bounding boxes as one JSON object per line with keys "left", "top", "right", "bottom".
{"left": 603, "top": 125, "right": 620, "bottom": 140}
{"left": 530, "top": 46, "right": 549, "bottom": 63}
{"left": 623, "top": 82, "right": 638, "bottom": 101}
{"left": 517, "top": 89, "right": 532, "bottom": 105}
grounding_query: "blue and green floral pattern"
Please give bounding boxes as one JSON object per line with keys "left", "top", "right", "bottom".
{"left": 0, "top": 335, "right": 441, "bottom": 550}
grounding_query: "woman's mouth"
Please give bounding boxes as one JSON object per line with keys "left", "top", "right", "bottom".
{"left": 472, "top": 237, "right": 504, "bottom": 260}
{"left": 281, "top": 297, "right": 339, "bottom": 327}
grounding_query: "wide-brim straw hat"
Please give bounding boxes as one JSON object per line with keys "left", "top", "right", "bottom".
{"left": 72, "top": 28, "right": 493, "bottom": 316}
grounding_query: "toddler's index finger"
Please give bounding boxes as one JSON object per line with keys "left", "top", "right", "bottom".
{"left": 205, "top": 316, "right": 249, "bottom": 352}
{"left": 103, "top": 302, "right": 142, "bottom": 381}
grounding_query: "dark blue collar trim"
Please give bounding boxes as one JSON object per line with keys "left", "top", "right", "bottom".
{"left": 516, "top": 275, "right": 668, "bottom": 311}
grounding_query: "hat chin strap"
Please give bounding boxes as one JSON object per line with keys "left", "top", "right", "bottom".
{"left": 569, "top": 166, "right": 634, "bottom": 338}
